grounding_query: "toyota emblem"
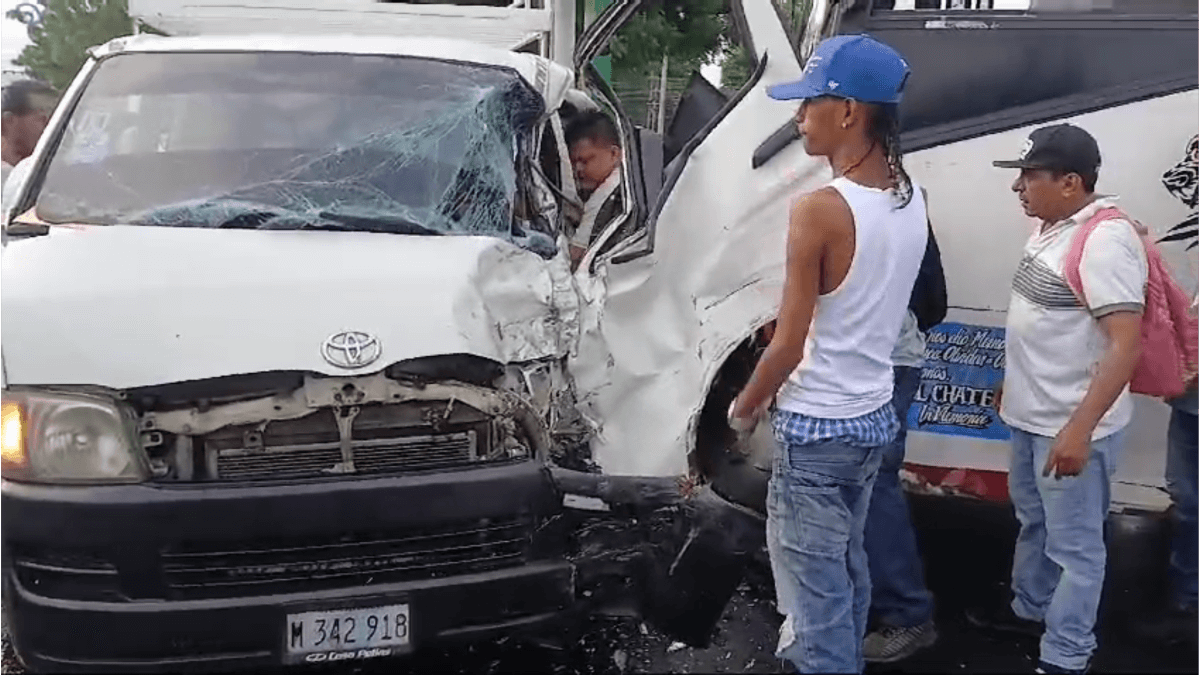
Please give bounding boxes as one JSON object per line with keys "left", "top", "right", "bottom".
{"left": 322, "top": 331, "right": 382, "bottom": 369}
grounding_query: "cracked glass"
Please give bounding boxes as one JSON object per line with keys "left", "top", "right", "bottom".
{"left": 31, "top": 51, "right": 556, "bottom": 255}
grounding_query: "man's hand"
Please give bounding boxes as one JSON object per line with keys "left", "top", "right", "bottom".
{"left": 993, "top": 383, "right": 1004, "bottom": 412}
{"left": 1043, "top": 422, "right": 1092, "bottom": 479}
{"left": 727, "top": 399, "right": 765, "bottom": 455}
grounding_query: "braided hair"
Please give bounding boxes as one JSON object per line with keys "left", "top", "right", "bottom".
{"left": 867, "top": 104, "right": 913, "bottom": 209}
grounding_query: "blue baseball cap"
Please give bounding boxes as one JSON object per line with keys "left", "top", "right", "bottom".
{"left": 767, "top": 34, "right": 910, "bottom": 105}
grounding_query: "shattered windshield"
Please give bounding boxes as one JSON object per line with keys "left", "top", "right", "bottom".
{"left": 31, "top": 51, "right": 554, "bottom": 251}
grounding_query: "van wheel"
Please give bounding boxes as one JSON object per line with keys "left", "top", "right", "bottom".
{"left": 694, "top": 334, "right": 774, "bottom": 517}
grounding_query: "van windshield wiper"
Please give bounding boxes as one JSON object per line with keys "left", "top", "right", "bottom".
{"left": 315, "top": 210, "right": 441, "bottom": 236}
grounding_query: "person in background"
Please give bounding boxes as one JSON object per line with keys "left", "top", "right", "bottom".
{"left": 1134, "top": 379, "right": 1198, "bottom": 646}
{"left": 564, "top": 110, "right": 623, "bottom": 270}
{"left": 2, "top": 79, "right": 57, "bottom": 188}
{"left": 862, "top": 198, "right": 947, "bottom": 662}
{"left": 968, "top": 124, "right": 1146, "bottom": 675}
{"left": 1135, "top": 141, "right": 1200, "bottom": 648}
{"left": 728, "top": 34, "right": 927, "bottom": 674}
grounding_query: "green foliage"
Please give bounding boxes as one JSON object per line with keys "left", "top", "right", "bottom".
{"left": 719, "top": 40, "right": 753, "bottom": 91}
{"left": 720, "top": 0, "right": 811, "bottom": 91}
{"left": 7, "top": 0, "right": 159, "bottom": 91}
{"left": 595, "top": 0, "right": 731, "bottom": 125}
{"left": 607, "top": 0, "right": 728, "bottom": 79}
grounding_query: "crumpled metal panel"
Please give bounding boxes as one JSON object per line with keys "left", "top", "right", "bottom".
{"left": 566, "top": 0, "right": 822, "bottom": 478}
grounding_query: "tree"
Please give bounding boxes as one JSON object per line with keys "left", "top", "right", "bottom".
{"left": 608, "top": 0, "right": 728, "bottom": 80}
{"left": 718, "top": 11, "right": 753, "bottom": 92}
{"left": 7, "top": 0, "right": 158, "bottom": 92}
{"left": 597, "top": 0, "right": 730, "bottom": 126}
{"left": 720, "top": 0, "right": 810, "bottom": 91}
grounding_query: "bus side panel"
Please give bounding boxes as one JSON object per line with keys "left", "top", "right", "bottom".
{"left": 902, "top": 90, "right": 1198, "bottom": 514}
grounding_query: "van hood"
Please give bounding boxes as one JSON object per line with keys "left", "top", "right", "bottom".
{"left": 1, "top": 226, "right": 577, "bottom": 389}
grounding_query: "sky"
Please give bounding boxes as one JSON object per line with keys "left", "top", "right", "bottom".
{"left": 2, "top": 0, "right": 32, "bottom": 72}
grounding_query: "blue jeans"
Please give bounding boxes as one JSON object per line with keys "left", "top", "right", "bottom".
{"left": 864, "top": 366, "right": 935, "bottom": 628}
{"left": 767, "top": 432, "right": 887, "bottom": 673}
{"left": 1167, "top": 388, "right": 1198, "bottom": 611}
{"left": 1008, "top": 426, "right": 1125, "bottom": 672}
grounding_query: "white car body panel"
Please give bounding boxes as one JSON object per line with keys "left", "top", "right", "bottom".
{"left": 2, "top": 227, "right": 579, "bottom": 389}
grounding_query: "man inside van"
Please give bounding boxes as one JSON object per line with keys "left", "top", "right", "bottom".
{"left": 728, "top": 35, "right": 927, "bottom": 673}
{"left": 969, "top": 124, "right": 1145, "bottom": 675}
{"left": 565, "top": 110, "right": 623, "bottom": 270}
{"left": 2, "top": 79, "right": 56, "bottom": 188}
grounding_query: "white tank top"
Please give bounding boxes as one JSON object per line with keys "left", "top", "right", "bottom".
{"left": 776, "top": 177, "right": 929, "bottom": 419}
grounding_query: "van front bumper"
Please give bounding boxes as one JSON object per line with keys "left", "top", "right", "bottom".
{"left": 2, "top": 461, "right": 575, "bottom": 673}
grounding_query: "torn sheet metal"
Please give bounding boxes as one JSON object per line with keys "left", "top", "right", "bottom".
{"left": 566, "top": 0, "right": 818, "bottom": 478}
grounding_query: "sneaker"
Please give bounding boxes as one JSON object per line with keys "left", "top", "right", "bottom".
{"left": 863, "top": 620, "right": 938, "bottom": 663}
{"left": 965, "top": 603, "right": 1044, "bottom": 639}
{"left": 1130, "top": 605, "right": 1199, "bottom": 646}
{"left": 1035, "top": 659, "right": 1090, "bottom": 674}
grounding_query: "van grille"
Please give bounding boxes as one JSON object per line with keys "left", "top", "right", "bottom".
{"left": 215, "top": 430, "right": 478, "bottom": 480}
{"left": 160, "top": 517, "right": 533, "bottom": 600}
{"left": 198, "top": 402, "right": 515, "bottom": 482}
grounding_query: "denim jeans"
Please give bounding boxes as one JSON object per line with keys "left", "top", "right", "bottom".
{"left": 864, "top": 366, "right": 935, "bottom": 628}
{"left": 1008, "top": 426, "right": 1125, "bottom": 672}
{"left": 767, "top": 430, "right": 888, "bottom": 673}
{"left": 1166, "top": 387, "right": 1198, "bottom": 611}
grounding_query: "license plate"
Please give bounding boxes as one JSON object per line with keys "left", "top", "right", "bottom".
{"left": 284, "top": 603, "right": 410, "bottom": 664}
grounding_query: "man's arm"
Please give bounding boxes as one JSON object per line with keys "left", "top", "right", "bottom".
{"left": 1043, "top": 310, "right": 1142, "bottom": 477}
{"left": 730, "top": 188, "right": 843, "bottom": 420}
{"left": 1043, "top": 219, "right": 1147, "bottom": 478}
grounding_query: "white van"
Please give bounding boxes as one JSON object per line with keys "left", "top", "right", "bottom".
{"left": 1, "top": 0, "right": 1195, "bottom": 671}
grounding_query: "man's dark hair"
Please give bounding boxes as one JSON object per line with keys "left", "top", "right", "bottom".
{"left": 565, "top": 110, "right": 620, "bottom": 150}
{"left": 2, "top": 79, "right": 57, "bottom": 116}
{"left": 866, "top": 103, "right": 914, "bottom": 208}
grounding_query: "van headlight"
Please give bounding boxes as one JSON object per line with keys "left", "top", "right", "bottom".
{"left": 1, "top": 390, "right": 147, "bottom": 484}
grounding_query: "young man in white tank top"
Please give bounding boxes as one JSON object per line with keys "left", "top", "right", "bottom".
{"left": 728, "top": 35, "right": 928, "bottom": 673}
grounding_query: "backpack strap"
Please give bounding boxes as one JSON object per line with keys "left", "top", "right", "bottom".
{"left": 1063, "top": 206, "right": 1133, "bottom": 310}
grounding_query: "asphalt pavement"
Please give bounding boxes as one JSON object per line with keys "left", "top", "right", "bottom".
{"left": 3, "top": 494, "right": 1196, "bottom": 674}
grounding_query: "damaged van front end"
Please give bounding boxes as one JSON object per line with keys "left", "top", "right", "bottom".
{"left": 0, "top": 34, "right": 761, "bottom": 673}
{"left": 1, "top": 361, "right": 756, "bottom": 672}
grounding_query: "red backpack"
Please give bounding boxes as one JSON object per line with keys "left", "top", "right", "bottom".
{"left": 1063, "top": 206, "right": 1199, "bottom": 400}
